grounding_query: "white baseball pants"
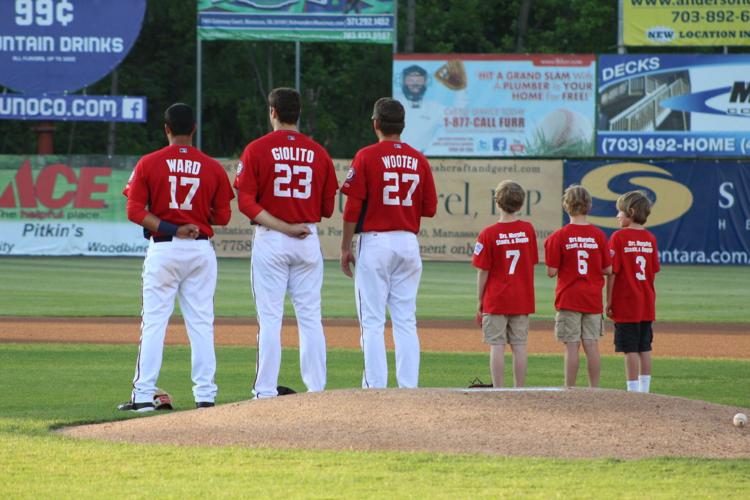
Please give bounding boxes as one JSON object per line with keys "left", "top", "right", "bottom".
{"left": 251, "top": 225, "right": 326, "bottom": 398}
{"left": 132, "top": 238, "right": 218, "bottom": 404}
{"left": 355, "top": 231, "right": 422, "bottom": 389}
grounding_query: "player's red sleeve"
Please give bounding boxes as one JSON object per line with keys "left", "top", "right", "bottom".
{"left": 420, "top": 161, "right": 438, "bottom": 218}
{"left": 343, "top": 196, "right": 363, "bottom": 223}
{"left": 652, "top": 235, "right": 661, "bottom": 273}
{"left": 544, "top": 231, "right": 560, "bottom": 268}
{"left": 471, "top": 230, "right": 491, "bottom": 270}
{"left": 321, "top": 155, "right": 338, "bottom": 219}
{"left": 235, "top": 149, "right": 264, "bottom": 220}
{"left": 608, "top": 234, "right": 621, "bottom": 274}
{"left": 210, "top": 163, "right": 235, "bottom": 226}
{"left": 530, "top": 225, "right": 539, "bottom": 264}
{"left": 124, "top": 162, "right": 149, "bottom": 224}
{"left": 340, "top": 152, "right": 365, "bottom": 199}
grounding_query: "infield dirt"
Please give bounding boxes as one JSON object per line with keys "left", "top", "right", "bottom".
{"left": 2, "top": 317, "right": 749, "bottom": 358}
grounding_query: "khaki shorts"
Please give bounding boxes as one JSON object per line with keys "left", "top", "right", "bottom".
{"left": 554, "top": 310, "right": 603, "bottom": 343}
{"left": 482, "top": 314, "right": 529, "bottom": 345}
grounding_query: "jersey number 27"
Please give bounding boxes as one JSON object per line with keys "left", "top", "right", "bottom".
{"left": 383, "top": 172, "right": 419, "bottom": 206}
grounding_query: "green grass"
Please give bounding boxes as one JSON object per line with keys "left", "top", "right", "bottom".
{"left": 1, "top": 257, "right": 748, "bottom": 497}
{"left": 0, "top": 343, "right": 748, "bottom": 498}
{"left": 1, "top": 257, "right": 749, "bottom": 322}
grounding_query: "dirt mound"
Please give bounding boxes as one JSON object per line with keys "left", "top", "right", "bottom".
{"left": 59, "top": 388, "right": 750, "bottom": 459}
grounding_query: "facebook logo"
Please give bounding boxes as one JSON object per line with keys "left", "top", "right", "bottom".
{"left": 492, "top": 137, "right": 507, "bottom": 151}
{"left": 122, "top": 98, "right": 145, "bottom": 120}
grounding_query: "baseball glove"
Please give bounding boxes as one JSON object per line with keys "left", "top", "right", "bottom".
{"left": 468, "top": 377, "right": 493, "bottom": 388}
{"left": 153, "top": 388, "right": 174, "bottom": 410}
{"left": 434, "top": 60, "right": 467, "bottom": 90}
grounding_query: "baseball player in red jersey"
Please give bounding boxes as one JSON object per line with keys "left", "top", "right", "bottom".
{"left": 473, "top": 181, "right": 538, "bottom": 388}
{"left": 234, "top": 88, "right": 338, "bottom": 399}
{"left": 340, "top": 97, "right": 437, "bottom": 389}
{"left": 545, "top": 185, "right": 612, "bottom": 388}
{"left": 119, "top": 103, "right": 234, "bottom": 412}
{"left": 606, "top": 190, "right": 660, "bottom": 393}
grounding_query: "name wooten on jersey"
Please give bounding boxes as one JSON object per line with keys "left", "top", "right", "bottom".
{"left": 382, "top": 154, "right": 419, "bottom": 169}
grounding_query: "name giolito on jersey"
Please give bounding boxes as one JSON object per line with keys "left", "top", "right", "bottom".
{"left": 271, "top": 147, "right": 315, "bottom": 163}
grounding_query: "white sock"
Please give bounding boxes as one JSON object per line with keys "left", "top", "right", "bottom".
{"left": 626, "top": 380, "right": 639, "bottom": 392}
{"left": 639, "top": 375, "right": 651, "bottom": 393}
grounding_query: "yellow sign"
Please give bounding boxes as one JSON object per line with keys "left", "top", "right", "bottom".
{"left": 580, "top": 162, "right": 693, "bottom": 228}
{"left": 623, "top": 2, "right": 750, "bottom": 46}
{"left": 214, "top": 159, "right": 563, "bottom": 262}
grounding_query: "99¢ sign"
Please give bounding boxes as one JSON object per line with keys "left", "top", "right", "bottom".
{"left": 0, "top": 0, "right": 146, "bottom": 94}
{"left": 15, "top": 0, "right": 74, "bottom": 27}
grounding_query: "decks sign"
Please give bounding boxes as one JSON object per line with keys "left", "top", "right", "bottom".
{"left": 596, "top": 54, "right": 750, "bottom": 158}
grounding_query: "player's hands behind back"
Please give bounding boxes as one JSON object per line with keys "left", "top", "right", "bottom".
{"left": 284, "top": 223, "right": 312, "bottom": 239}
{"left": 176, "top": 224, "right": 200, "bottom": 239}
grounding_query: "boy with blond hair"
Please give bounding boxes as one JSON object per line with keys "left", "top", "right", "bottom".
{"left": 545, "top": 185, "right": 612, "bottom": 388}
{"left": 606, "top": 190, "right": 660, "bottom": 393}
{"left": 472, "top": 180, "right": 538, "bottom": 387}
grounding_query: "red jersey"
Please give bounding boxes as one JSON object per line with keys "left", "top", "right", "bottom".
{"left": 544, "top": 224, "right": 611, "bottom": 314}
{"left": 341, "top": 141, "right": 437, "bottom": 233}
{"left": 234, "top": 130, "right": 338, "bottom": 223}
{"left": 123, "top": 144, "right": 234, "bottom": 238}
{"left": 472, "top": 220, "right": 538, "bottom": 315}
{"left": 608, "top": 228, "right": 660, "bottom": 322}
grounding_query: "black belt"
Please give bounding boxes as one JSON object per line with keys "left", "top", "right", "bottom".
{"left": 152, "top": 235, "right": 209, "bottom": 242}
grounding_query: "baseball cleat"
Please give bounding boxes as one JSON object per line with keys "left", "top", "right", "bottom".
{"left": 117, "top": 401, "right": 156, "bottom": 412}
{"left": 195, "top": 402, "right": 215, "bottom": 409}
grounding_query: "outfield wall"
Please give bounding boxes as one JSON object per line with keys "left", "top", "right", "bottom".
{"left": 3, "top": 155, "right": 748, "bottom": 264}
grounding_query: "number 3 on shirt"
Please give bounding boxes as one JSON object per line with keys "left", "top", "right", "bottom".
{"left": 383, "top": 172, "right": 419, "bottom": 206}
{"left": 168, "top": 175, "right": 200, "bottom": 210}
{"left": 635, "top": 255, "right": 647, "bottom": 281}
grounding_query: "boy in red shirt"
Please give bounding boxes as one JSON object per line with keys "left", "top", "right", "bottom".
{"left": 545, "top": 185, "right": 611, "bottom": 388}
{"left": 606, "top": 191, "right": 660, "bottom": 393}
{"left": 472, "top": 180, "right": 538, "bottom": 387}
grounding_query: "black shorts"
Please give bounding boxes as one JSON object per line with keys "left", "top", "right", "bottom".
{"left": 614, "top": 321, "right": 653, "bottom": 353}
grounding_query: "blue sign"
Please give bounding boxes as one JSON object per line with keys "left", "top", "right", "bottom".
{"left": 0, "top": 0, "right": 146, "bottom": 94}
{"left": 0, "top": 94, "right": 146, "bottom": 122}
{"left": 597, "top": 54, "right": 750, "bottom": 158}
{"left": 565, "top": 160, "right": 750, "bottom": 265}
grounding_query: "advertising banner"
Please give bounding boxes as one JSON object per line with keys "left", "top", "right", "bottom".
{"left": 597, "top": 54, "right": 750, "bottom": 158}
{"left": 623, "top": 1, "right": 750, "bottom": 47}
{"left": 0, "top": 0, "right": 147, "bottom": 94}
{"left": 0, "top": 156, "right": 563, "bottom": 262}
{"left": 0, "top": 94, "right": 146, "bottom": 122}
{"left": 564, "top": 160, "right": 750, "bottom": 265}
{"left": 393, "top": 54, "right": 596, "bottom": 157}
{"left": 197, "top": 0, "right": 395, "bottom": 44}
{"left": 0, "top": 156, "right": 145, "bottom": 256}
{"left": 215, "top": 158, "right": 563, "bottom": 262}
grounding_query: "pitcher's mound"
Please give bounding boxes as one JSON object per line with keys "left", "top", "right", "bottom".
{"left": 60, "top": 388, "right": 749, "bottom": 459}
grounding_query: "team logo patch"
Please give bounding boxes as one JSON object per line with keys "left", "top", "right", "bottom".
{"left": 394, "top": 143, "right": 401, "bottom": 149}
{"left": 345, "top": 168, "right": 355, "bottom": 181}
{"left": 179, "top": 147, "right": 188, "bottom": 153}
{"left": 236, "top": 161, "right": 244, "bottom": 175}
{"left": 609, "top": 248, "right": 615, "bottom": 258}
{"left": 288, "top": 135, "right": 296, "bottom": 140}
{"left": 473, "top": 242, "right": 484, "bottom": 255}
